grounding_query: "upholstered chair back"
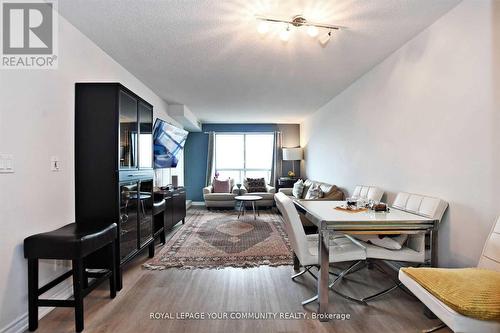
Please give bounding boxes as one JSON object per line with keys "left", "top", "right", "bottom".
{"left": 352, "top": 185, "right": 384, "bottom": 202}
{"left": 274, "top": 193, "right": 310, "bottom": 263}
{"left": 478, "top": 216, "right": 500, "bottom": 272}
{"left": 391, "top": 192, "right": 448, "bottom": 261}
{"left": 392, "top": 192, "right": 448, "bottom": 222}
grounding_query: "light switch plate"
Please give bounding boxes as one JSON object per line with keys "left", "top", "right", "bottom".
{"left": 0, "top": 154, "right": 14, "bottom": 173}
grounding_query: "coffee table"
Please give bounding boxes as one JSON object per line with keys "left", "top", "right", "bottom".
{"left": 235, "top": 195, "right": 263, "bottom": 220}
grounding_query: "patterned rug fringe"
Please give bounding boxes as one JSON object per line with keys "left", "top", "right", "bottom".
{"left": 143, "top": 260, "right": 293, "bottom": 271}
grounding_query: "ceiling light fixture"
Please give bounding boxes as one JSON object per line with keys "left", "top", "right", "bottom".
{"left": 256, "top": 15, "right": 343, "bottom": 46}
{"left": 319, "top": 30, "right": 332, "bottom": 47}
{"left": 307, "top": 25, "right": 319, "bottom": 38}
{"left": 280, "top": 25, "right": 291, "bottom": 42}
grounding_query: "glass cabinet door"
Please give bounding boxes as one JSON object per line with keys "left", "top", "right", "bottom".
{"left": 138, "top": 180, "right": 153, "bottom": 247}
{"left": 119, "top": 182, "right": 139, "bottom": 261}
{"left": 138, "top": 102, "right": 153, "bottom": 169}
{"left": 119, "top": 90, "right": 138, "bottom": 169}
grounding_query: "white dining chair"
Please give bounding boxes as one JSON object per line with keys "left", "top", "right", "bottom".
{"left": 399, "top": 216, "right": 500, "bottom": 333}
{"left": 274, "top": 192, "right": 367, "bottom": 305}
{"left": 352, "top": 185, "right": 384, "bottom": 202}
{"left": 356, "top": 192, "right": 448, "bottom": 302}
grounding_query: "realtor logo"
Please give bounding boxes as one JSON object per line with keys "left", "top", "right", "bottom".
{"left": 1, "top": 0, "right": 58, "bottom": 69}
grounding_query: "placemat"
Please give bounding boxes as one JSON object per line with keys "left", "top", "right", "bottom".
{"left": 334, "top": 206, "right": 368, "bottom": 213}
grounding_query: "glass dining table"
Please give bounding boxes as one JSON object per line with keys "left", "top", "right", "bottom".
{"left": 293, "top": 200, "right": 438, "bottom": 321}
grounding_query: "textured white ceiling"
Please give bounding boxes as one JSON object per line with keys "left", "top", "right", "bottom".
{"left": 58, "top": 0, "right": 459, "bottom": 123}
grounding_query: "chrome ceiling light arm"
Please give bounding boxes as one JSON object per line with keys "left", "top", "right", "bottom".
{"left": 255, "top": 15, "right": 344, "bottom": 30}
{"left": 255, "top": 15, "right": 344, "bottom": 46}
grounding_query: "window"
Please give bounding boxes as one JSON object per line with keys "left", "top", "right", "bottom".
{"left": 215, "top": 133, "right": 274, "bottom": 183}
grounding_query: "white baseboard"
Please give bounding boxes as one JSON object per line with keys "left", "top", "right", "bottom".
{"left": 191, "top": 201, "right": 205, "bottom": 206}
{"left": 0, "top": 280, "right": 73, "bottom": 333}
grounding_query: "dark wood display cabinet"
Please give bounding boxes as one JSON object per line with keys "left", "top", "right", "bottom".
{"left": 75, "top": 83, "right": 155, "bottom": 290}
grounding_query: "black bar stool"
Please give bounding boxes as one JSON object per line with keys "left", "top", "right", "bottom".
{"left": 24, "top": 222, "right": 118, "bottom": 332}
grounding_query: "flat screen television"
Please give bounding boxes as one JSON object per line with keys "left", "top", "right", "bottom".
{"left": 153, "top": 119, "right": 188, "bottom": 168}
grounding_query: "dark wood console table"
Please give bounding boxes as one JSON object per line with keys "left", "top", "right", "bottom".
{"left": 153, "top": 187, "right": 186, "bottom": 239}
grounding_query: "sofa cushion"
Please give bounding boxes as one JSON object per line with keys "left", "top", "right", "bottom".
{"left": 203, "top": 193, "right": 236, "bottom": 201}
{"left": 321, "top": 184, "right": 344, "bottom": 200}
{"left": 302, "top": 179, "right": 314, "bottom": 196}
{"left": 292, "top": 179, "right": 304, "bottom": 199}
{"left": 401, "top": 267, "right": 500, "bottom": 321}
{"left": 244, "top": 178, "right": 267, "bottom": 193}
{"left": 212, "top": 178, "right": 231, "bottom": 193}
{"left": 304, "top": 183, "right": 323, "bottom": 199}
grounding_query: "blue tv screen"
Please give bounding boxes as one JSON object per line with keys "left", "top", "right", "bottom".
{"left": 153, "top": 119, "right": 188, "bottom": 168}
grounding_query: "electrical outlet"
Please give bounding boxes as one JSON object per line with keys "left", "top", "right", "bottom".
{"left": 51, "top": 156, "right": 60, "bottom": 171}
{"left": 0, "top": 154, "right": 14, "bottom": 173}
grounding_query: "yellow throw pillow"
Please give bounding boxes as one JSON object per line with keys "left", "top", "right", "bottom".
{"left": 401, "top": 267, "right": 500, "bottom": 321}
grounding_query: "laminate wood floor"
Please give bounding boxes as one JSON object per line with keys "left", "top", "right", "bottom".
{"left": 30, "top": 210, "right": 451, "bottom": 333}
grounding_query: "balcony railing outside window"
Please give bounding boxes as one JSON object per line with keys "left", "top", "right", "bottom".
{"left": 215, "top": 133, "right": 273, "bottom": 184}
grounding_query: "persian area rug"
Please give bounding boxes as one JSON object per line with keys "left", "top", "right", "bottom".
{"left": 143, "top": 209, "right": 293, "bottom": 270}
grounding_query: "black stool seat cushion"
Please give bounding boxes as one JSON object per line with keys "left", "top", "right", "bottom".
{"left": 24, "top": 223, "right": 117, "bottom": 260}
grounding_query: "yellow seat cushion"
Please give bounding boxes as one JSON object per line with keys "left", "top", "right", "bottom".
{"left": 401, "top": 267, "right": 500, "bottom": 321}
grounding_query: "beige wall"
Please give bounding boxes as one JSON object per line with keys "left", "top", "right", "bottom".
{"left": 0, "top": 13, "right": 179, "bottom": 332}
{"left": 301, "top": 0, "right": 500, "bottom": 268}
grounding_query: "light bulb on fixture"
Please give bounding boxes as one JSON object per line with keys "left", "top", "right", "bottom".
{"left": 280, "top": 25, "right": 291, "bottom": 42}
{"left": 319, "top": 30, "right": 332, "bottom": 47}
{"left": 307, "top": 26, "right": 318, "bottom": 37}
{"left": 257, "top": 21, "right": 269, "bottom": 35}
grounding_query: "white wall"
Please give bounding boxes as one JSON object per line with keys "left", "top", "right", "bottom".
{"left": 0, "top": 13, "right": 181, "bottom": 332}
{"left": 301, "top": 0, "right": 500, "bottom": 268}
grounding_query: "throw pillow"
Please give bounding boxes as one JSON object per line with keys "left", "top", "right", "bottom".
{"left": 212, "top": 178, "right": 231, "bottom": 193}
{"left": 292, "top": 179, "right": 305, "bottom": 198}
{"left": 245, "top": 177, "right": 267, "bottom": 193}
{"left": 354, "top": 234, "right": 409, "bottom": 250}
{"left": 304, "top": 183, "right": 323, "bottom": 199}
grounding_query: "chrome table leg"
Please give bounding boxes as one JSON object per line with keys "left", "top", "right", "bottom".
{"left": 318, "top": 228, "right": 329, "bottom": 320}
